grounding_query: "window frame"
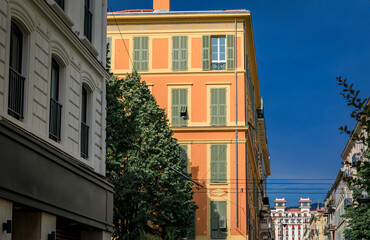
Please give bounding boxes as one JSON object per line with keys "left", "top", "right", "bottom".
{"left": 49, "top": 58, "right": 62, "bottom": 141}
{"left": 84, "top": 0, "right": 93, "bottom": 42}
{"left": 210, "top": 201, "right": 227, "bottom": 239}
{"left": 80, "top": 85, "right": 90, "bottom": 158}
{"left": 211, "top": 36, "right": 226, "bottom": 70}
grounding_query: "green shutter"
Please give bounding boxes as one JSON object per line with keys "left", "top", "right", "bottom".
{"left": 133, "top": 37, "right": 148, "bottom": 72}
{"left": 180, "top": 145, "right": 188, "bottom": 173}
{"left": 211, "top": 88, "right": 227, "bottom": 126}
{"left": 211, "top": 145, "right": 226, "bottom": 183}
{"left": 172, "top": 89, "right": 187, "bottom": 126}
{"left": 173, "top": 36, "right": 188, "bottom": 71}
{"left": 227, "top": 35, "right": 235, "bottom": 70}
{"left": 211, "top": 201, "right": 227, "bottom": 239}
{"left": 202, "top": 35, "right": 210, "bottom": 70}
{"left": 219, "top": 201, "right": 227, "bottom": 238}
{"left": 211, "top": 201, "right": 219, "bottom": 238}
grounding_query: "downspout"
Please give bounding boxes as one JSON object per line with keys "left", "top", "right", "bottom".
{"left": 234, "top": 18, "right": 239, "bottom": 229}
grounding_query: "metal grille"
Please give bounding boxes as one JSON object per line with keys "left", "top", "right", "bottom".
{"left": 49, "top": 98, "right": 62, "bottom": 141}
{"left": 84, "top": 6, "right": 92, "bottom": 41}
{"left": 8, "top": 66, "right": 25, "bottom": 119}
{"left": 80, "top": 121, "right": 89, "bottom": 158}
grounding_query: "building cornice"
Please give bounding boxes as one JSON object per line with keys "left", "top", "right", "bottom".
{"left": 171, "top": 125, "right": 249, "bottom": 132}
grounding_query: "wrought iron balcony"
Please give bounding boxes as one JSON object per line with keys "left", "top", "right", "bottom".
{"left": 49, "top": 98, "right": 62, "bottom": 141}
{"left": 8, "top": 66, "right": 25, "bottom": 119}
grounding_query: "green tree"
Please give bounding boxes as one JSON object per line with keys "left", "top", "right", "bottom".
{"left": 106, "top": 72, "right": 197, "bottom": 239}
{"left": 337, "top": 76, "right": 370, "bottom": 239}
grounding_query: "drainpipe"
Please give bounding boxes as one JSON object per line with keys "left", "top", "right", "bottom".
{"left": 234, "top": 18, "right": 239, "bottom": 229}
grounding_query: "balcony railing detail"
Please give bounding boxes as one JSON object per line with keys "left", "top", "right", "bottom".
{"left": 49, "top": 98, "right": 62, "bottom": 141}
{"left": 81, "top": 121, "right": 89, "bottom": 158}
{"left": 84, "top": 6, "right": 92, "bottom": 41}
{"left": 8, "top": 66, "right": 25, "bottom": 119}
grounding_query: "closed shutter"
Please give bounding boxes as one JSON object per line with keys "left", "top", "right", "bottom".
{"left": 202, "top": 35, "right": 210, "bottom": 70}
{"left": 180, "top": 36, "right": 188, "bottom": 71}
{"left": 211, "top": 88, "right": 227, "bottom": 126}
{"left": 171, "top": 88, "right": 187, "bottom": 126}
{"left": 172, "top": 36, "right": 180, "bottom": 71}
{"left": 211, "top": 201, "right": 227, "bottom": 239}
{"left": 180, "top": 145, "right": 188, "bottom": 173}
{"left": 211, "top": 145, "right": 226, "bottom": 183}
{"left": 226, "top": 35, "right": 234, "bottom": 70}
{"left": 133, "top": 37, "right": 148, "bottom": 72}
{"left": 172, "top": 36, "right": 188, "bottom": 71}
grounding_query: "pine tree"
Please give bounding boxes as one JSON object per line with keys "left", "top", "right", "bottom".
{"left": 106, "top": 72, "right": 197, "bottom": 239}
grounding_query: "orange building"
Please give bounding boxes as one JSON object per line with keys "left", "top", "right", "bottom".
{"left": 107, "top": 0, "right": 270, "bottom": 239}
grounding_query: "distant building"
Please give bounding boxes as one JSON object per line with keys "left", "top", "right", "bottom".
{"left": 0, "top": 0, "right": 112, "bottom": 239}
{"left": 271, "top": 198, "right": 314, "bottom": 240}
{"left": 303, "top": 209, "right": 325, "bottom": 240}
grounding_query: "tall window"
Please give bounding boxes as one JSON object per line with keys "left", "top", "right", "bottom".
{"left": 8, "top": 21, "right": 25, "bottom": 120}
{"left": 133, "top": 36, "right": 149, "bottom": 72}
{"left": 211, "top": 201, "right": 227, "bottom": 239}
{"left": 84, "top": 0, "right": 92, "bottom": 41}
{"left": 210, "top": 144, "right": 227, "bottom": 183}
{"left": 49, "top": 58, "right": 62, "bottom": 141}
{"left": 210, "top": 88, "right": 226, "bottom": 126}
{"left": 211, "top": 37, "right": 226, "bottom": 70}
{"left": 171, "top": 88, "right": 187, "bottom": 126}
{"left": 81, "top": 86, "right": 89, "bottom": 158}
{"left": 202, "top": 35, "right": 234, "bottom": 71}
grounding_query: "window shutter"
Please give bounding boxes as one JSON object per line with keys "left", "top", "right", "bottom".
{"left": 219, "top": 201, "right": 227, "bottom": 238}
{"left": 227, "top": 35, "right": 235, "bottom": 70}
{"left": 180, "top": 145, "right": 188, "bottom": 173}
{"left": 218, "top": 145, "right": 227, "bottom": 182}
{"left": 210, "top": 88, "right": 218, "bottom": 125}
{"left": 211, "top": 201, "right": 219, "bottom": 238}
{"left": 211, "top": 88, "right": 227, "bottom": 126}
{"left": 202, "top": 35, "right": 210, "bottom": 70}
{"left": 133, "top": 37, "right": 140, "bottom": 71}
{"left": 133, "top": 37, "right": 148, "bottom": 72}
{"left": 172, "top": 89, "right": 187, "bottom": 126}
{"left": 172, "top": 36, "right": 180, "bottom": 71}
{"left": 211, "top": 145, "right": 219, "bottom": 183}
{"left": 180, "top": 36, "right": 188, "bottom": 71}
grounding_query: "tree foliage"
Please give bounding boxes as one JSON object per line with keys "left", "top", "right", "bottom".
{"left": 106, "top": 72, "right": 197, "bottom": 239}
{"left": 337, "top": 76, "right": 370, "bottom": 239}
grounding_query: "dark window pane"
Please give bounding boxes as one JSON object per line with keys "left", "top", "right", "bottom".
{"left": 82, "top": 87, "right": 87, "bottom": 123}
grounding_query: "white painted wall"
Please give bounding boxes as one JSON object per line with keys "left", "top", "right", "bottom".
{"left": 0, "top": 0, "right": 108, "bottom": 175}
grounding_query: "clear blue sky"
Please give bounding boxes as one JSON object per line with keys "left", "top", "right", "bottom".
{"left": 109, "top": 0, "right": 370, "bottom": 207}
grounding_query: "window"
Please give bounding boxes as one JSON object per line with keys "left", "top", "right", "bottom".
{"left": 81, "top": 86, "right": 89, "bottom": 158}
{"left": 180, "top": 145, "right": 188, "bottom": 173}
{"left": 202, "top": 35, "right": 234, "bottom": 71}
{"left": 210, "top": 88, "right": 226, "bottom": 126}
{"left": 210, "top": 145, "right": 227, "bottom": 183}
{"left": 211, "top": 201, "right": 227, "bottom": 239}
{"left": 49, "top": 58, "right": 62, "bottom": 141}
{"left": 8, "top": 21, "right": 25, "bottom": 120}
{"left": 133, "top": 36, "right": 149, "bottom": 72}
{"left": 171, "top": 88, "right": 187, "bottom": 126}
{"left": 55, "top": 0, "right": 64, "bottom": 10}
{"left": 172, "top": 36, "right": 188, "bottom": 71}
{"left": 84, "top": 0, "right": 92, "bottom": 41}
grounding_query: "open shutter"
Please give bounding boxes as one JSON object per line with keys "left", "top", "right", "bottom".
{"left": 172, "top": 89, "right": 187, "bottom": 126}
{"left": 211, "top": 201, "right": 219, "bottom": 238}
{"left": 211, "top": 145, "right": 219, "bottom": 183}
{"left": 172, "top": 36, "right": 180, "bottom": 71}
{"left": 227, "top": 35, "right": 235, "bottom": 70}
{"left": 202, "top": 35, "right": 210, "bottom": 70}
{"left": 180, "top": 145, "right": 188, "bottom": 173}
{"left": 179, "top": 88, "right": 187, "bottom": 126}
{"left": 180, "top": 36, "right": 188, "bottom": 71}
{"left": 219, "top": 201, "right": 227, "bottom": 238}
{"left": 218, "top": 145, "right": 227, "bottom": 182}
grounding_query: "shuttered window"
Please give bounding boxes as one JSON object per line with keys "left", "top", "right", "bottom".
{"left": 133, "top": 36, "right": 149, "bottom": 72}
{"left": 180, "top": 145, "right": 188, "bottom": 173}
{"left": 211, "top": 201, "right": 227, "bottom": 239}
{"left": 171, "top": 88, "right": 188, "bottom": 126}
{"left": 202, "top": 35, "right": 210, "bottom": 70}
{"left": 226, "top": 35, "right": 234, "bottom": 69}
{"left": 211, "top": 145, "right": 227, "bottom": 183}
{"left": 210, "top": 88, "right": 226, "bottom": 126}
{"left": 172, "top": 36, "right": 188, "bottom": 71}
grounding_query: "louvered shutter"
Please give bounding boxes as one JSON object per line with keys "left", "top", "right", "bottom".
{"left": 218, "top": 145, "right": 227, "bottom": 182}
{"left": 211, "top": 201, "right": 219, "bottom": 238}
{"left": 211, "top": 88, "right": 227, "bottom": 126}
{"left": 227, "top": 35, "right": 235, "bottom": 70}
{"left": 133, "top": 37, "right": 148, "bottom": 72}
{"left": 172, "top": 36, "right": 180, "bottom": 71}
{"left": 133, "top": 37, "right": 140, "bottom": 70}
{"left": 211, "top": 145, "right": 218, "bottom": 183}
{"left": 180, "top": 36, "right": 188, "bottom": 71}
{"left": 180, "top": 145, "right": 188, "bottom": 173}
{"left": 202, "top": 35, "right": 210, "bottom": 70}
{"left": 172, "top": 89, "right": 187, "bottom": 126}
{"left": 219, "top": 201, "right": 227, "bottom": 238}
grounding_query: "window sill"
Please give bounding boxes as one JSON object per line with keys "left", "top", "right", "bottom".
{"left": 80, "top": 36, "right": 99, "bottom": 57}
{"left": 47, "top": 0, "right": 74, "bottom": 28}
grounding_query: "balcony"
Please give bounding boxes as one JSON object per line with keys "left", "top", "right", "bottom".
{"left": 8, "top": 67, "right": 25, "bottom": 119}
{"left": 49, "top": 98, "right": 62, "bottom": 141}
{"left": 81, "top": 121, "right": 89, "bottom": 158}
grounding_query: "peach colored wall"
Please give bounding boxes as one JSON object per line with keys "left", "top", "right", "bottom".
{"left": 192, "top": 38, "right": 202, "bottom": 68}
{"left": 152, "top": 39, "right": 169, "bottom": 69}
{"left": 114, "top": 39, "right": 130, "bottom": 70}
{"left": 237, "top": 37, "right": 242, "bottom": 68}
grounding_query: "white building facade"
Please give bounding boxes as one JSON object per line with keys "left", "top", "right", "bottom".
{"left": 0, "top": 0, "right": 112, "bottom": 239}
{"left": 271, "top": 198, "right": 314, "bottom": 240}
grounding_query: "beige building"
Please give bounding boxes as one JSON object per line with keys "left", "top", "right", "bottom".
{"left": 303, "top": 209, "right": 325, "bottom": 240}
{"left": 0, "top": 0, "right": 112, "bottom": 239}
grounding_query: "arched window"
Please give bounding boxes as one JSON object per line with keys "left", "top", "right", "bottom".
{"left": 49, "top": 58, "right": 62, "bottom": 141}
{"left": 8, "top": 21, "right": 25, "bottom": 120}
{"left": 80, "top": 85, "right": 89, "bottom": 158}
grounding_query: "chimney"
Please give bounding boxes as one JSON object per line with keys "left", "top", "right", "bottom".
{"left": 153, "top": 0, "right": 170, "bottom": 12}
